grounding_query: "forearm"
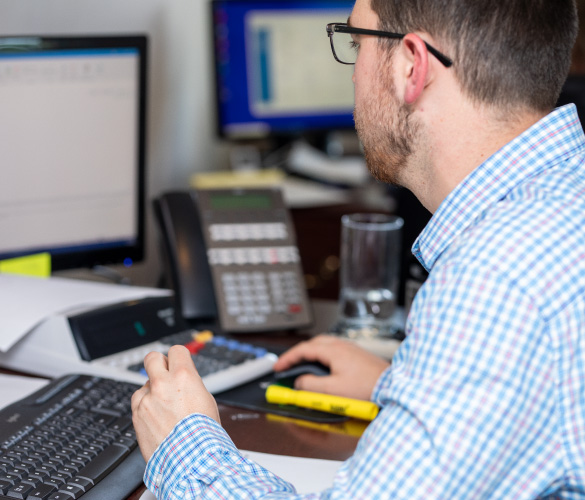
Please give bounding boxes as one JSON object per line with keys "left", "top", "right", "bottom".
{"left": 144, "top": 414, "right": 301, "bottom": 499}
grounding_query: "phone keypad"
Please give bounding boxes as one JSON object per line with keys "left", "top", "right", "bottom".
{"left": 209, "top": 222, "right": 287, "bottom": 241}
{"left": 208, "top": 246, "right": 299, "bottom": 266}
{"left": 220, "top": 271, "right": 304, "bottom": 325}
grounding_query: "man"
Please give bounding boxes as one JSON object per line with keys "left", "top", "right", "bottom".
{"left": 132, "top": 0, "right": 585, "bottom": 497}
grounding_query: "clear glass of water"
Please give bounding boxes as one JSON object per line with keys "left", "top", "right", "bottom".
{"left": 334, "top": 213, "right": 404, "bottom": 338}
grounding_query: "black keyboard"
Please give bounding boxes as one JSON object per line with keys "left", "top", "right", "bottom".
{"left": 0, "top": 375, "right": 144, "bottom": 500}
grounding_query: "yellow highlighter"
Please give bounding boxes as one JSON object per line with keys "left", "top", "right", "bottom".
{"left": 265, "top": 385, "right": 379, "bottom": 421}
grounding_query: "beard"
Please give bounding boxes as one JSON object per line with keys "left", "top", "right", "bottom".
{"left": 354, "top": 73, "right": 419, "bottom": 186}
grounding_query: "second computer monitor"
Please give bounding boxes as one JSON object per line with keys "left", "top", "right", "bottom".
{"left": 212, "top": 0, "right": 355, "bottom": 140}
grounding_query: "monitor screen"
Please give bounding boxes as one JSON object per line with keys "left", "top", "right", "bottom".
{"left": 212, "top": 0, "right": 355, "bottom": 140}
{"left": 0, "top": 35, "right": 147, "bottom": 271}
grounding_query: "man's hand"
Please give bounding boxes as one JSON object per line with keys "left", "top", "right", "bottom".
{"left": 131, "top": 345, "right": 220, "bottom": 462}
{"left": 273, "top": 335, "right": 390, "bottom": 401}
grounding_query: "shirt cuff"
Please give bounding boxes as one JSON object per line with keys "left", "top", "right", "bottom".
{"left": 371, "top": 365, "right": 393, "bottom": 405}
{"left": 143, "top": 413, "right": 237, "bottom": 496}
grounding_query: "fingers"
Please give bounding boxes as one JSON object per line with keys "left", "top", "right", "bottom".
{"left": 166, "top": 345, "right": 197, "bottom": 374}
{"left": 143, "top": 351, "right": 169, "bottom": 379}
{"left": 273, "top": 335, "right": 339, "bottom": 371}
{"left": 131, "top": 380, "right": 150, "bottom": 413}
{"left": 272, "top": 344, "right": 312, "bottom": 371}
{"left": 143, "top": 345, "right": 197, "bottom": 380}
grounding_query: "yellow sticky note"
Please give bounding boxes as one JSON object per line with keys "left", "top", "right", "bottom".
{"left": 0, "top": 253, "right": 51, "bottom": 277}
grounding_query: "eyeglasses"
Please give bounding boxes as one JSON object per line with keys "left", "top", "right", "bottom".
{"left": 326, "top": 22, "right": 453, "bottom": 67}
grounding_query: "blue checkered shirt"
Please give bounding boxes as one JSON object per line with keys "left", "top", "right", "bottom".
{"left": 143, "top": 105, "right": 585, "bottom": 499}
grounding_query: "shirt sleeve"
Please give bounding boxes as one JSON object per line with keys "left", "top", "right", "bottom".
{"left": 365, "top": 258, "right": 560, "bottom": 498}
{"left": 143, "top": 413, "right": 300, "bottom": 499}
{"left": 144, "top": 260, "right": 559, "bottom": 499}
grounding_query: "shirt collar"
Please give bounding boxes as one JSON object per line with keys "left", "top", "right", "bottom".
{"left": 412, "top": 104, "right": 585, "bottom": 271}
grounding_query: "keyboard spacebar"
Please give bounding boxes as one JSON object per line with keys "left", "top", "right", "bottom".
{"left": 77, "top": 443, "right": 131, "bottom": 484}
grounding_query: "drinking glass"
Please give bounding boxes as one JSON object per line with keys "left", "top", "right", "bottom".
{"left": 334, "top": 213, "right": 403, "bottom": 338}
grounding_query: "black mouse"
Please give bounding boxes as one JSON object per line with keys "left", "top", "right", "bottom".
{"left": 274, "top": 361, "right": 330, "bottom": 384}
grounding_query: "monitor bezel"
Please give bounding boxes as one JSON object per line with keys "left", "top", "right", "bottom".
{"left": 0, "top": 34, "right": 148, "bottom": 271}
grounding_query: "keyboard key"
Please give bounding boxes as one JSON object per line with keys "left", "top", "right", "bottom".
{"left": 45, "top": 475, "right": 67, "bottom": 488}
{"left": 76, "top": 450, "right": 98, "bottom": 461}
{"left": 0, "top": 458, "right": 15, "bottom": 469}
{"left": 47, "top": 492, "right": 76, "bottom": 500}
{"left": 109, "top": 416, "right": 132, "bottom": 432}
{"left": 6, "top": 482, "right": 33, "bottom": 499}
{"left": 28, "top": 471, "right": 51, "bottom": 482}
{"left": 59, "top": 464, "right": 79, "bottom": 474}
{"left": 3, "top": 468, "right": 27, "bottom": 481}
{"left": 70, "top": 455, "right": 91, "bottom": 466}
{"left": 51, "top": 472, "right": 71, "bottom": 483}
{"left": 91, "top": 406, "right": 122, "bottom": 418}
{"left": 94, "top": 415, "right": 116, "bottom": 427}
{"left": 6, "top": 451, "right": 26, "bottom": 462}
{"left": 76, "top": 444, "right": 129, "bottom": 483}
{"left": 66, "top": 438, "right": 87, "bottom": 449}
{"left": 111, "top": 437, "right": 135, "bottom": 449}
{"left": 38, "top": 462, "right": 57, "bottom": 473}
{"left": 26, "top": 483, "right": 57, "bottom": 500}
{"left": 20, "top": 457, "right": 41, "bottom": 469}
{"left": 43, "top": 460, "right": 63, "bottom": 470}
{"left": 10, "top": 460, "right": 34, "bottom": 474}
{"left": 27, "top": 452, "right": 48, "bottom": 463}
{"left": 58, "top": 483, "right": 85, "bottom": 499}
{"left": 56, "top": 466, "right": 77, "bottom": 478}
{"left": 0, "top": 480, "right": 12, "bottom": 494}
{"left": 66, "top": 476, "right": 92, "bottom": 491}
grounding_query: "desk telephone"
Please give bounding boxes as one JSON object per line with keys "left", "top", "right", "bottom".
{"left": 154, "top": 188, "right": 313, "bottom": 332}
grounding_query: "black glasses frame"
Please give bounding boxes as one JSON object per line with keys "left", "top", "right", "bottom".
{"left": 326, "top": 23, "right": 453, "bottom": 68}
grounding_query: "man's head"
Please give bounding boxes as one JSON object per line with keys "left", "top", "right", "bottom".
{"left": 346, "top": 0, "right": 579, "bottom": 205}
{"left": 369, "top": 0, "right": 579, "bottom": 113}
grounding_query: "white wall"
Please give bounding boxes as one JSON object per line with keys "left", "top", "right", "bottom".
{"left": 0, "top": 0, "right": 230, "bottom": 286}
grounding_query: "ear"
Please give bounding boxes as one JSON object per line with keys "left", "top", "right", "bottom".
{"left": 401, "top": 33, "right": 430, "bottom": 105}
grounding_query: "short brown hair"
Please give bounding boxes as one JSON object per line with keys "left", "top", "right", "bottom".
{"left": 370, "top": 0, "right": 578, "bottom": 112}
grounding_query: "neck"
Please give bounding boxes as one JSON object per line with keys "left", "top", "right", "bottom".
{"left": 405, "top": 100, "right": 547, "bottom": 213}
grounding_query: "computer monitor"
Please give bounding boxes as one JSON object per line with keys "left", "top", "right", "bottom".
{"left": 212, "top": 0, "right": 355, "bottom": 141}
{"left": 0, "top": 35, "right": 148, "bottom": 271}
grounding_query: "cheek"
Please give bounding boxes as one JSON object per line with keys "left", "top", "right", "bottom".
{"left": 353, "top": 58, "right": 368, "bottom": 104}
{"left": 353, "top": 50, "right": 378, "bottom": 87}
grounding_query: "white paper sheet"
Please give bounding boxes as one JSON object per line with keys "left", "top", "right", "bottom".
{"left": 0, "top": 373, "right": 50, "bottom": 408}
{"left": 139, "top": 450, "right": 342, "bottom": 499}
{"left": 0, "top": 274, "right": 170, "bottom": 351}
{"left": 241, "top": 450, "right": 342, "bottom": 493}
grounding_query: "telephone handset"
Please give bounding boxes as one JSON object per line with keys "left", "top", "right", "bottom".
{"left": 153, "top": 188, "right": 313, "bottom": 333}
